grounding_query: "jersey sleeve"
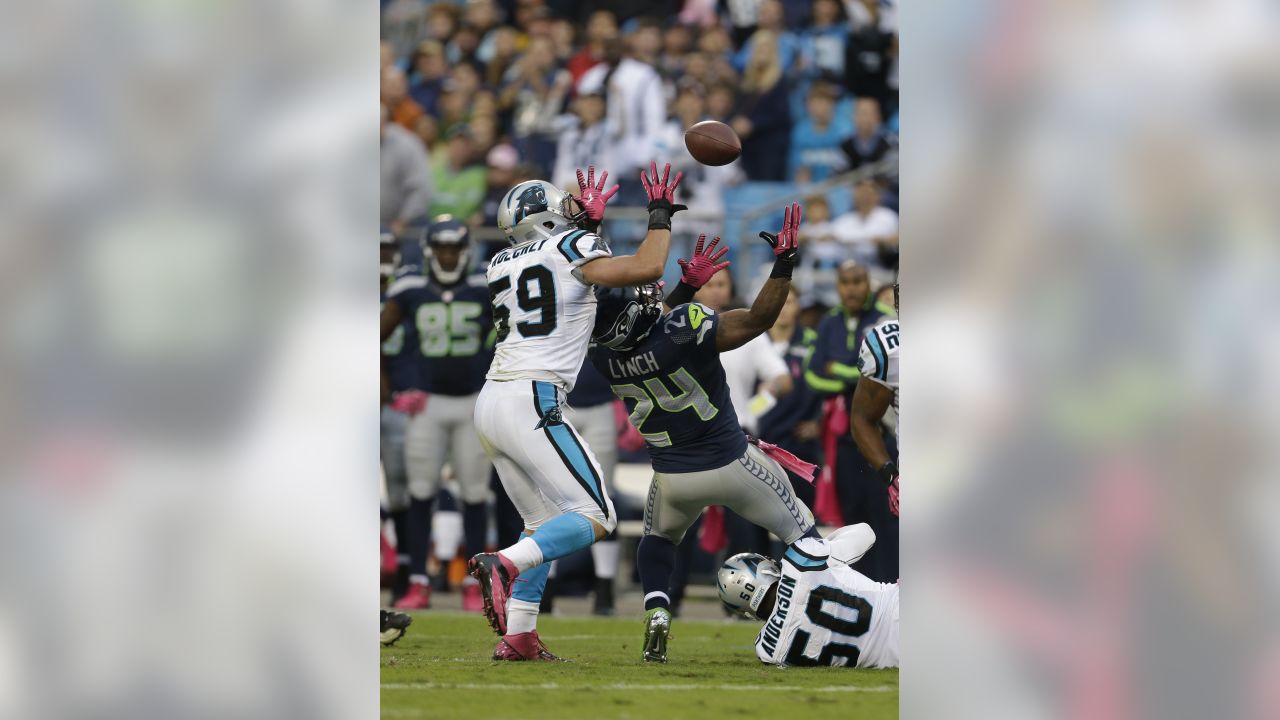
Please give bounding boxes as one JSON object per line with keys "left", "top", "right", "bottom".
{"left": 661, "top": 303, "right": 719, "bottom": 354}
{"left": 858, "top": 321, "right": 899, "bottom": 388}
{"left": 555, "top": 229, "right": 612, "bottom": 269}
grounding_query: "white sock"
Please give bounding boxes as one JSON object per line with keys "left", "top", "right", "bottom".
{"left": 500, "top": 536, "right": 544, "bottom": 573}
{"left": 591, "top": 540, "right": 620, "bottom": 580}
{"left": 432, "top": 511, "right": 462, "bottom": 562}
{"left": 409, "top": 574, "right": 429, "bottom": 586}
{"left": 548, "top": 559, "right": 558, "bottom": 579}
{"left": 507, "top": 599, "right": 540, "bottom": 635}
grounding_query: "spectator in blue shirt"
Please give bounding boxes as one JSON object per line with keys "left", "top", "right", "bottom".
{"left": 732, "top": 0, "right": 800, "bottom": 73}
{"left": 788, "top": 82, "right": 850, "bottom": 182}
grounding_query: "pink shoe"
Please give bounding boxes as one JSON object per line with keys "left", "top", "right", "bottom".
{"left": 492, "top": 631, "right": 566, "bottom": 662}
{"left": 468, "top": 553, "right": 519, "bottom": 635}
{"left": 462, "top": 582, "right": 484, "bottom": 613}
{"left": 393, "top": 581, "right": 431, "bottom": 610}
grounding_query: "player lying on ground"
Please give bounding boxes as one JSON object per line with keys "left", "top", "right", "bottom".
{"left": 850, "top": 281, "right": 900, "bottom": 517}
{"left": 719, "top": 523, "right": 899, "bottom": 668}
{"left": 469, "top": 163, "right": 686, "bottom": 661}
{"left": 590, "top": 204, "right": 824, "bottom": 663}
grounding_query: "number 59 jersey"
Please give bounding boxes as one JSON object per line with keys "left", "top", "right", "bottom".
{"left": 485, "top": 228, "right": 612, "bottom": 392}
{"left": 757, "top": 537, "right": 900, "bottom": 668}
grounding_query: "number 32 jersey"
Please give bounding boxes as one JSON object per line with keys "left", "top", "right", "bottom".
{"left": 757, "top": 537, "right": 899, "bottom": 668}
{"left": 485, "top": 228, "right": 611, "bottom": 392}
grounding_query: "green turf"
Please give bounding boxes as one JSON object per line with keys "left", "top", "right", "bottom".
{"left": 381, "top": 611, "right": 898, "bottom": 719}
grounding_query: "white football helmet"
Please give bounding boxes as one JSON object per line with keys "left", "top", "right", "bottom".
{"left": 497, "top": 179, "right": 582, "bottom": 246}
{"left": 718, "top": 552, "right": 782, "bottom": 619}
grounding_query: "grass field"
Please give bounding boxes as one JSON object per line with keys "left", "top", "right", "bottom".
{"left": 381, "top": 611, "right": 898, "bottom": 719}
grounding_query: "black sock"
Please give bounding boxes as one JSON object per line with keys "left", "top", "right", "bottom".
{"left": 390, "top": 509, "right": 411, "bottom": 568}
{"left": 463, "top": 502, "right": 488, "bottom": 558}
{"left": 637, "top": 534, "right": 677, "bottom": 611}
{"left": 405, "top": 496, "right": 434, "bottom": 578}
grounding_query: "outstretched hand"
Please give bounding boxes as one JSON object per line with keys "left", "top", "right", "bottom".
{"left": 574, "top": 165, "right": 619, "bottom": 222}
{"left": 759, "top": 202, "right": 803, "bottom": 266}
{"left": 640, "top": 161, "right": 687, "bottom": 208}
{"left": 677, "top": 234, "right": 731, "bottom": 289}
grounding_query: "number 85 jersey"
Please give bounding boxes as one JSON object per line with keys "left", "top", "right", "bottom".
{"left": 757, "top": 537, "right": 899, "bottom": 668}
{"left": 485, "top": 228, "right": 611, "bottom": 392}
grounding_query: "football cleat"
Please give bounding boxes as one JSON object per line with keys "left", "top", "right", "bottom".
{"left": 393, "top": 581, "right": 431, "bottom": 610}
{"left": 642, "top": 607, "right": 672, "bottom": 663}
{"left": 461, "top": 581, "right": 484, "bottom": 612}
{"left": 493, "top": 631, "right": 566, "bottom": 662}
{"left": 380, "top": 609, "right": 413, "bottom": 646}
{"left": 468, "top": 553, "right": 519, "bottom": 635}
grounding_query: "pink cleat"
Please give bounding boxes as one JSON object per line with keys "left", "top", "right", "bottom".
{"left": 492, "top": 631, "right": 566, "bottom": 662}
{"left": 468, "top": 553, "right": 519, "bottom": 635}
{"left": 393, "top": 581, "right": 431, "bottom": 610}
{"left": 461, "top": 582, "right": 484, "bottom": 613}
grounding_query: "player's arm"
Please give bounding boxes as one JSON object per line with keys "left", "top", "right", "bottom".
{"left": 850, "top": 376, "right": 893, "bottom": 469}
{"left": 715, "top": 202, "right": 802, "bottom": 352}
{"left": 380, "top": 298, "right": 404, "bottom": 341}
{"left": 580, "top": 162, "right": 685, "bottom": 288}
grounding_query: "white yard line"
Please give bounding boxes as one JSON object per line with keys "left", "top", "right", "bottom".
{"left": 382, "top": 682, "right": 895, "bottom": 693}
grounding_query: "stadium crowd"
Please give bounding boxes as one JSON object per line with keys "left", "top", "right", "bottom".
{"left": 381, "top": 0, "right": 899, "bottom": 615}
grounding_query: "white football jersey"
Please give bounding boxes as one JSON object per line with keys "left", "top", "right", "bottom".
{"left": 756, "top": 537, "right": 899, "bottom": 668}
{"left": 858, "top": 317, "right": 900, "bottom": 417}
{"left": 484, "top": 227, "right": 611, "bottom": 392}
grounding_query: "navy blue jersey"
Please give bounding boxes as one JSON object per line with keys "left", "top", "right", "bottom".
{"left": 591, "top": 303, "right": 746, "bottom": 473}
{"left": 382, "top": 269, "right": 422, "bottom": 393}
{"left": 385, "top": 269, "right": 495, "bottom": 396}
{"left": 568, "top": 360, "right": 616, "bottom": 408}
{"left": 805, "top": 304, "right": 887, "bottom": 399}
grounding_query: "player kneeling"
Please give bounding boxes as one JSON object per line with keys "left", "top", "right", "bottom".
{"left": 718, "top": 524, "right": 899, "bottom": 668}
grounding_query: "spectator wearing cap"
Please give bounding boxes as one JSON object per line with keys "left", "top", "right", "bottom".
{"left": 480, "top": 144, "right": 522, "bottom": 226}
{"left": 566, "top": 11, "right": 617, "bottom": 87}
{"left": 407, "top": 41, "right": 447, "bottom": 117}
{"left": 787, "top": 82, "right": 850, "bottom": 182}
{"left": 428, "top": 126, "right": 487, "bottom": 221}
{"left": 551, "top": 91, "right": 613, "bottom": 190}
{"left": 730, "top": 30, "right": 792, "bottom": 181}
{"left": 500, "top": 35, "right": 571, "bottom": 177}
{"left": 381, "top": 103, "right": 433, "bottom": 237}
{"left": 839, "top": 97, "right": 896, "bottom": 172}
{"left": 383, "top": 66, "right": 425, "bottom": 132}
{"left": 577, "top": 19, "right": 667, "bottom": 199}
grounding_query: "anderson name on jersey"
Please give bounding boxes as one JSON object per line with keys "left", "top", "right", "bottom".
{"left": 858, "top": 318, "right": 900, "bottom": 416}
{"left": 757, "top": 537, "right": 899, "bottom": 668}
{"left": 485, "top": 227, "right": 611, "bottom": 392}
{"left": 590, "top": 302, "right": 746, "bottom": 474}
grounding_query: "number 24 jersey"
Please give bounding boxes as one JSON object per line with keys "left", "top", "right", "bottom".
{"left": 756, "top": 537, "right": 899, "bottom": 668}
{"left": 485, "top": 228, "right": 611, "bottom": 393}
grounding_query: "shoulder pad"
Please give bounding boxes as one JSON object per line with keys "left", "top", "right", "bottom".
{"left": 395, "top": 264, "right": 423, "bottom": 278}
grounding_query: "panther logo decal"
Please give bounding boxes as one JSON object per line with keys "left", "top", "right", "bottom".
{"left": 512, "top": 185, "right": 549, "bottom": 225}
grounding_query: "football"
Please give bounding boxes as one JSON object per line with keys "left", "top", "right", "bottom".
{"left": 684, "top": 120, "right": 742, "bottom": 166}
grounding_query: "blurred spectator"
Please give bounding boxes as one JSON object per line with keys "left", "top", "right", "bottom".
{"left": 469, "top": 114, "right": 500, "bottom": 155}
{"left": 447, "top": 24, "right": 483, "bottom": 67}
{"left": 844, "top": 0, "right": 895, "bottom": 106}
{"left": 757, "top": 286, "right": 824, "bottom": 509}
{"left": 732, "top": 0, "right": 799, "bottom": 73}
{"left": 383, "top": 66, "right": 425, "bottom": 132}
{"left": 874, "top": 282, "right": 897, "bottom": 314}
{"left": 706, "top": 83, "right": 737, "bottom": 123}
{"left": 381, "top": 103, "right": 433, "bottom": 236}
{"left": 697, "top": 26, "right": 736, "bottom": 65}
{"left": 655, "top": 88, "right": 743, "bottom": 214}
{"left": 549, "top": 19, "right": 577, "bottom": 64}
{"left": 412, "top": 115, "right": 439, "bottom": 153}
{"left": 627, "top": 18, "right": 664, "bottom": 68}
{"left": 500, "top": 35, "right": 571, "bottom": 175}
{"left": 382, "top": 0, "right": 429, "bottom": 63}
{"left": 485, "top": 26, "right": 521, "bottom": 87}
{"left": 830, "top": 177, "right": 898, "bottom": 280}
{"left": 407, "top": 41, "right": 447, "bottom": 117}
{"left": 552, "top": 91, "right": 613, "bottom": 190}
{"left": 449, "top": 63, "right": 485, "bottom": 101}
{"left": 731, "top": 31, "right": 792, "bottom": 181}
{"left": 659, "top": 25, "right": 695, "bottom": 80}
{"left": 788, "top": 82, "right": 849, "bottom": 182}
{"left": 436, "top": 90, "right": 469, "bottom": 137}
{"left": 594, "top": 0, "right": 681, "bottom": 25}
{"left": 578, "top": 21, "right": 667, "bottom": 196}
{"left": 425, "top": 4, "right": 460, "bottom": 43}
{"left": 428, "top": 126, "right": 486, "bottom": 221}
{"left": 839, "top": 96, "right": 896, "bottom": 171}
{"left": 797, "top": 0, "right": 847, "bottom": 84}
{"left": 796, "top": 194, "right": 844, "bottom": 306}
{"left": 480, "top": 144, "right": 521, "bottom": 226}
{"left": 381, "top": 40, "right": 396, "bottom": 73}
{"left": 724, "top": 0, "right": 766, "bottom": 45}
{"left": 566, "top": 11, "right": 618, "bottom": 87}
{"left": 464, "top": 0, "right": 503, "bottom": 64}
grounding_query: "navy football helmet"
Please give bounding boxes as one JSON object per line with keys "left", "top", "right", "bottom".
{"left": 422, "top": 215, "right": 471, "bottom": 284}
{"left": 592, "top": 283, "right": 663, "bottom": 352}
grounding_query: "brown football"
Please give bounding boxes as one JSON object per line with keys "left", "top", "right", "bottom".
{"left": 684, "top": 120, "right": 742, "bottom": 166}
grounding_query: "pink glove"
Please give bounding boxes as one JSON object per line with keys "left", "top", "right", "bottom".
{"left": 573, "top": 165, "right": 619, "bottom": 222}
{"left": 888, "top": 475, "right": 900, "bottom": 517}
{"left": 758, "top": 202, "right": 803, "bottom": 266}
{"left": 639, "top": 161, "right": 686, "bottom": 206}
{"left": 389, "top": 390, "right": 428, "bottom": 417}
{"left": 677, "top": 234, "right": 731, "bottom": 288}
